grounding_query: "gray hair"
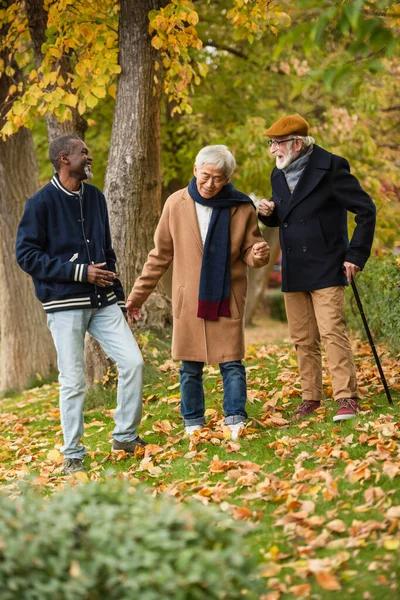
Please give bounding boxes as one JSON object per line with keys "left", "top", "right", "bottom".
{"left": 49, "top": 135, "right": 82, "bottom": 171}
{"left": 195, "top": 145, "right": 236, "bottom": 178}
{"left": 294, "top": 135, "right": 315, "bottom": 148}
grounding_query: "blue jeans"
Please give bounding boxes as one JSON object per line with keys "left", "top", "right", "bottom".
{"left": 47, "top": 303, "right": 143, "bottom": 459}
{"left": 180, "top": 360, "right": 247, "bottom": 426}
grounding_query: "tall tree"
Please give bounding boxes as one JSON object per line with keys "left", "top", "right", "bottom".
{"left": 105, "top": 0, "right": 171, "bottom": 329}
{"left": 0, "top": 3, "right": 56, "bottom": 392}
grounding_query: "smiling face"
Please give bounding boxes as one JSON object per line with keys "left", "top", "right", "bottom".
{"left": 63, "top": 139, "right": 93, "bottom": 180}
{"left": 270, "top": 137, "right": 303, "bottom": 169}
{"left": 194, "top": 164, "right": 228, "bottom": 198}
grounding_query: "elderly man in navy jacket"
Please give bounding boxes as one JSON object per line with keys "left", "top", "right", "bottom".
{"left": 16, "top": 135, "right": 145, "bottom": 474}
{"left": 258, "top": 115, "right": 376, "bottom": 422}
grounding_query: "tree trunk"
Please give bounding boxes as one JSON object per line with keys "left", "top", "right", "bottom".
{"left": 105, "top": 0, "right": 171, "bottom": 327}
{"left": 0, "top": 113, "right": 56, "bottom": 392}
{"left": 245, "top": 227, "right": 280, "bottom": 325}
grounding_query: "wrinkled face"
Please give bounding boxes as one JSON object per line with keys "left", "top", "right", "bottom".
{"left": 194, "top": 164, "right": 228, "bottom": 198}
{"left": 63, "top": 139, "right": 93, "bottom": 180}
{"left": 269, "top": 137, "right": 303, "bottom": 169}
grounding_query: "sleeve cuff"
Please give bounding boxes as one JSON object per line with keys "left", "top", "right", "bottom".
{"left": 73, "top": 264, "right": 88, "bottom": 283}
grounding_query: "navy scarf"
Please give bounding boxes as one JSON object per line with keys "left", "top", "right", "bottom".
{"left": 188, "top": 177, "right": 255, "bottom": 320}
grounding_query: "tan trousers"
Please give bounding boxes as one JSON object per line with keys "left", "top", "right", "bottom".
{"left": 284, "top": 286, "right": 358, "bottom": 401}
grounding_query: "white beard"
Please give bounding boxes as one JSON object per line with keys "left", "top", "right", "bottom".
{"left": 275, "top": 147, "right": 295, "bottom": 170}
{"left": 84, "top": 165, "right": 93, "bottom": 179}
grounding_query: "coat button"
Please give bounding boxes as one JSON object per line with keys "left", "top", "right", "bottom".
{"left": 303, "top": 246, "right": 307, "bottom": 252}
{"left": 286, "top": 247, "right": 291, "bottom": 254}
{"left": 283, "top": 222, "right": 288, "bottom": 228}
{"left": 78, "top": 219, "right": 81, "bottom": 223}
{"left": 301, "top": 220, "right": 306, "bottom": 225}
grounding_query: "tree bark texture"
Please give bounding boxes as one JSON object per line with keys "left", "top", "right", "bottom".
{"left": 245, "top": 227, "right": 280, "bottom": 325}
{"left": 0, "top": 5, "right": 57, "bottom": 391}
{"left": 105, "top": 0, "right": 171, "bottom": 331}
{"left": 0, "top": 118, "right": 56, "bottom": 392}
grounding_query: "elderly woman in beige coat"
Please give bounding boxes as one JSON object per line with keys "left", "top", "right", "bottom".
{"left": 126, "top": 145, "right": 269, "bottom": 439}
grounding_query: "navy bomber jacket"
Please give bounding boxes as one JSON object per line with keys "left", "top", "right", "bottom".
{"left": 16, "top": 174, "right": 126, "bottom": 313}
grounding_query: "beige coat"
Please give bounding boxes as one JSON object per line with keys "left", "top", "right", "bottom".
{"left": 128, "top": 187, "right": 269, "bottom": 364}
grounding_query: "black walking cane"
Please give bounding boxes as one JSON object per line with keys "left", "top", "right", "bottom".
{"left": 350, "top": 276, "right": 393, "bottom": 404}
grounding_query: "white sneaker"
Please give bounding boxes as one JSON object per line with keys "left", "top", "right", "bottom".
{"left": 185, "top": 425, "right": 202, "bottom": 436}
{"left": 228, "top": 422, "right": 245, "bottom": 440}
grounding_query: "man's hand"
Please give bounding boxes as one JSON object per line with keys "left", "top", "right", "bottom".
{"left": 126, "top": 300, "right": 141, "bottom": 325}
{"left": 253, "top": 241, "right": 270, "bottom": 260}
{"left": 343, "top": 261, "right": 360, "bottom": 284}
{"left": 87, "top": 262, "right": 117, "bottom": 287}
{"left": 258, "top": 199, "right": 275, "bottom": 217}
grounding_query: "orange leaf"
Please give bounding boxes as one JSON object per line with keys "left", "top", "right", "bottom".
{"left": 316, "top": 571, "right": 341, "bottom": 590}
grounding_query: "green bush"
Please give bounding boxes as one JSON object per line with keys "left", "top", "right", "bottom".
{"left": 0, "top": 480, "right": 259, "bottom": 600}
{"left": 346, "top": 253, "right": 400, "bottom": 353}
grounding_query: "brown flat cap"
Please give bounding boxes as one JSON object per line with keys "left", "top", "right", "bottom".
{"left": 264, "top": 114, "right": 309, "bottom": 137}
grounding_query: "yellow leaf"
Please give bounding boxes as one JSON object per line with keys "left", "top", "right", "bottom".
{"left": 1, "top": 121, "right": 17, "bottom": 137}
{"left": 73, "top": 471, "right": 89, "bottom": 483}
{"left": 383, "top": 539, "right": 400, "bottom": 550}
{"left": 186, "top": 10, "right": 199, "bottom": 25}
{"left": 65, "top": 93, "right": 78, "bottom": 107}
{"left": 47, "top": 449, "right": 62, "bottom": 463}
{"left": 91, "top": 87, "right": 106, "bottom": 99}
{"left": 151, "top": 35, "right": 163, "bottom": 50}
{"left": 108, "top": 83, "right": 117, "bottom": 98}
{"left": 86, "top": 93, "right": 98, "bottom": 109}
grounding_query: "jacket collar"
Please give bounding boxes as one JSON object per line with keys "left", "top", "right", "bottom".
{"left": 272, "top": 145, "right": 332, "bottom": 217}
{"left": 51, "top": 173, "right": 84, "bottom": 197}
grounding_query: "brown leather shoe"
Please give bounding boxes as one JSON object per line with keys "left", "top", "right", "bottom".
{"left": 293, "top": 400, "right": 321, "bottom": 420}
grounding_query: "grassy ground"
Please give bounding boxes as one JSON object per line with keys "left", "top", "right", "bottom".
{"left": 0, "top": 326, "right": 399, "bottom": 599}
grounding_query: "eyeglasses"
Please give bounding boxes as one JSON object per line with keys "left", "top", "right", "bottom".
{"left": 267, "top": 138, "right": 296, "bottom": 147}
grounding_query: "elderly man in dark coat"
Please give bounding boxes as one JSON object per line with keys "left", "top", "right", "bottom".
{"left": 258, "top": 115, "right": 376, "bottom": 422}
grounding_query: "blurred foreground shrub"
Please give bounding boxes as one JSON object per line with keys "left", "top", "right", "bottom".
{"left": 0, "top": 479, "right": 259, "bottom": 600}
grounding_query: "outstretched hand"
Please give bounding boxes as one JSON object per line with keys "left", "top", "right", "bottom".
{"left": 125, "top": 300, "right": 141, "bottom": 325}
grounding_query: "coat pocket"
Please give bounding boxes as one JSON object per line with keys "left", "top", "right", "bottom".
{"left": 175, "top": 286, "right": 185, "bottom": 319}
{"left": 317, "top": 216, "right": 330, "bottom": 248}
{"left": 230, "top": 289, "right": 241, "bottom": 320}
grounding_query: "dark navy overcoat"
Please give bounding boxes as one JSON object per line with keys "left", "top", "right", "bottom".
{"left": 258, "top": 145, "right": 376, "bottom": 292}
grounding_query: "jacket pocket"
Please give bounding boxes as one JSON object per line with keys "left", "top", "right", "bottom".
{"left": 175, "top": 286, "right": 185, "bottom": 319}
{"left": 317, "top": 216, "right": 329, "bottom": 248}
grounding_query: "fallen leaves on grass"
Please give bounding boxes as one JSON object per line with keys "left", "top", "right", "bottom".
{"left": 0, "top": 341, "right": 399, "bottom": 597}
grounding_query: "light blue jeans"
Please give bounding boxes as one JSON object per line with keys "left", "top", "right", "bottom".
{"left": 47, "top": 303, "right": 143, "bottom": 459}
